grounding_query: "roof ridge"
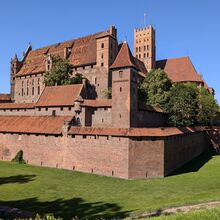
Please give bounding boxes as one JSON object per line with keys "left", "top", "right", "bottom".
{"left": 29, "top": 31, "right": 104, "bottom": 53}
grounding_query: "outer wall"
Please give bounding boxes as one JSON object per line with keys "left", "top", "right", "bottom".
{"left": 164, "top": 132, "right": 208, "bottom": 176}
{"left": 0, "top": 133, "right": 130, "bottom": 179}
{"left": 128, "top": 137, "right": 165, "bottom": 179}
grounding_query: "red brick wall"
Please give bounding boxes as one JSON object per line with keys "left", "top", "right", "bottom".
{"left": 0, "top": 133, "right": 130, "bottom": 179}
{"left": 164, "top": 132, "right": 208, "bottom": 176}
{"left": 0, "top": 130, "right": 212, "bottom": 179}
{"left": 128, "top": 137, "right": 164, "bottom": 179}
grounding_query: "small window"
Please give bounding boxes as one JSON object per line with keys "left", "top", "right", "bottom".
{"left": 136, "top": 47, "right": 138, "bottom": 52}
{"left": 101, "top": 43, "right": 104, "bottom": 49}
{"left": 101, "top": 53, "right": 104, "bottom": 59}
{"left": 147, "top": 45, "right": 150, "bottom": 50}
{"left": 144, "top": 46, "right": 146, "bottom": 51}
{"left": 119, "top": 114, "right": 121, "bottom": 118}
{"left": 38, "top": 108, "right": 41, "bottom": 111}
{"left": 83, "top": 135, "right": 86, "bottom": 139}
{"left": 46, "top": 108, "right": 48, "bottom": 111}
{"left": 147, "top": 53, "right": 149, "bottom": 57}
{"left": 139, "top": 54, "right": 141, "bottom": 59}
{"left": 144, "top": 53, "right": 146, "bottom": 58}
{"left": 119, "top": 71, "right": 123, "bottom": 78}
{"left": 120, "top": 87, "right": 122, "bottom": 92}
{"left": 68, "top": 107, "right": 71, "bottom": 111}
{"left": 101, "top": 62, "right": 104, "bottom": 67}
{"left": 139, "top": 47, "right": 141, "bottom": 52}
{"left": 61, "top": 107, "right": 63, "bottom": 111}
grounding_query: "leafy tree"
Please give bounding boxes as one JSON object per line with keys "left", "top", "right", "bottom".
{"left": 139, "top": 69, "right": 172, "bottom": 109}
{"left": 164, "top": 83, "right": 198, "bottom": 127}
{"left": 44, "top": 56, "right": 84, "bottom": 86}
{"left": 196, "top": 87, "right": 219, "bottom": 125}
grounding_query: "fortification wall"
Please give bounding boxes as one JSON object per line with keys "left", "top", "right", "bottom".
{"left": 0, "top": 130, "right": 212, "bottom": 179}
{"left": 0, "top": 133, "right": 129, "bottom": 179}
{"left": 164, "top": 131, "right": 208, "bottom": 176}
{"left": 128, "top": 137, "right": 164, "bottom": 178}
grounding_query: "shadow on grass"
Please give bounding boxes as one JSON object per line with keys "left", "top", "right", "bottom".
{"left": 170, "top": 149, "right": 214, "bottom": 176}
{"left": 0, "top": 175, "right": 36, "bottom": 185}
{"left": 0, "top": 197, "right": 131, "bottom": 220}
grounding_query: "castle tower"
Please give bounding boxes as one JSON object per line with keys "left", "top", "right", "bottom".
{"left": 110, "top": 42, "right": 138, "bottom": 128}
{"left": 134, "top": 25, "right": 156, "bottom": 71}
{"left": 10, "top": 54, "right": 22, "bottom": 102}
{"left": 96, "top": 26, "right": 118, "bottom": 69}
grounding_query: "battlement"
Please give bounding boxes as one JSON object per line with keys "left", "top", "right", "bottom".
{"left": 134, "top": 25, "right": 153, "bottom": 32}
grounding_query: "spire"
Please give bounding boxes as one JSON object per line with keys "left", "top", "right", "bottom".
{"left": 14, "top": 53, "right": 18, "bottom": 60}
{"left": 110, "top": 42, "right": 137, "bottom": 70}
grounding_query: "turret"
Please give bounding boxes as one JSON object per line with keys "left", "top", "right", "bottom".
{"left": 10, "top": 54, "right": 22, "bottom": 102}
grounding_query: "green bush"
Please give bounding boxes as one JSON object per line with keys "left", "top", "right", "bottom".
{"left": 11, "top": 150, "right": 26, "bottom": 164}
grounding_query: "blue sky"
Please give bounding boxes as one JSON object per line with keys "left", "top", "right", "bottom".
{"left": 0, "top": 0, "right": 219, "bottom": 103}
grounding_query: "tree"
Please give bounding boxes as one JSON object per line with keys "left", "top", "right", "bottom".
{"left": 196, "top": 87, "right": 219, "bottom": 125}
{"left": 164, "top": 83, "right": 198, "bottom": 127}
{"left": 44, "top": 56, "right": 84, "bottom": 86}
{"left": 139, "top": 69, "right": 172, "bottom": 109}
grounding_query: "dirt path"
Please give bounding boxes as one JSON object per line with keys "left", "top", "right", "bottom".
{"left": 128, "top": 200, "right": 220, "bottom": 219}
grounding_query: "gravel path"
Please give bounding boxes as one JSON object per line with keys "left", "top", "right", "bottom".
{"left": 128, "top": 200, "right": 220, "bottom": 219}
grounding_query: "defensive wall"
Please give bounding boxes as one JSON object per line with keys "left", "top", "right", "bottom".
{"left": 0, "top": 118, "right": 216, "bottom": 179}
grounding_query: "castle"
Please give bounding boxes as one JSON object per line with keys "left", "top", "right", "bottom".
{"left": 0, "top": 25, "right": 216, "bottom": 179}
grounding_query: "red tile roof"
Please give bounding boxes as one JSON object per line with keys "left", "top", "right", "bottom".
{"left": 36, "top": 84, "right": 83, "bottom": 107}
{"left": 0, "top": 116, "right": 73, "bottom": 134}
{"left": 110, "top": 42, "right": 147, "bottom": 74}
{"left": 156, "top": 57, "right": 203, "bottom": 83}
{"left": 68, "top": 126, "right": 205, "bottom": 137}
{"left": 82, "top": 99, "right": 112, "bottom": 107}
{"left": 0, "top": 103, "right": 34, "bottom": 109}
{"left": 17, "top": 32, "right": 105, "bottom": 76}
{"left": 0, "top": 94, "right": 11, "bottom": 102}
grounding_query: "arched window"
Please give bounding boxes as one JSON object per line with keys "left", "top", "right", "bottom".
{"left": 101, "top": 43, "right": 104, "bottom": 49}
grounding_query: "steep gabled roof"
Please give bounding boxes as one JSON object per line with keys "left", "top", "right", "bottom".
{"left": 17, "top": 32, "right": 105, "bottom": 76}
{"left": 156, "top": 56, "right": 203, "bottom": 83}
{"left": 36, "top": 84, "right": 83, "bottom": 107}
{"left": 110, "top": 42, "right": 147, "bottom": 74}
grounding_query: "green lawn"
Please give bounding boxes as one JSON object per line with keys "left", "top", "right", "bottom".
{"left": 149, "top": 207, "right": 220, "bottom": 220}
{"left": 0, "top": 150, "right": 220, "bottom": 219}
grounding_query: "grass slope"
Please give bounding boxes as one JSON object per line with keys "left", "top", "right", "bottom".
{"left": 0, "top": 151, "right": 220, "bottom": 219}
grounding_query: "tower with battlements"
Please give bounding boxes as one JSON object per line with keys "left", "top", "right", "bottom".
{"left": 134, "top": 25, "right": 156, "bottom": 71}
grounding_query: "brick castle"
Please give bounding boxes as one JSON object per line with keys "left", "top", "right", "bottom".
{"left": 0, "top": 24, "right": 217, "bottom": 179}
